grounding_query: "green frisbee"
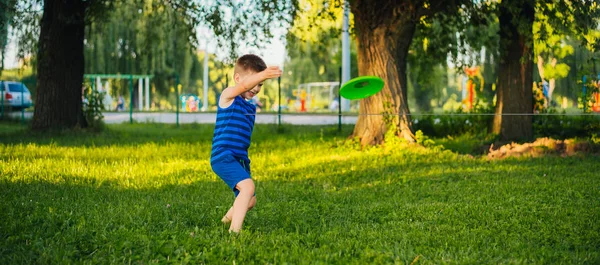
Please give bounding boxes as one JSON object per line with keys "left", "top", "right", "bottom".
{"left": 339, "top": 76, "right": 385, "bottom": 100}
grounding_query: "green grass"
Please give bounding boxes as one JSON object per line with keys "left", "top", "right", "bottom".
{"left": 1, "top": 123, "right": 599, "bottom": 264}
{"left": 432, "top": 133, "right": 496, "bottom": 155}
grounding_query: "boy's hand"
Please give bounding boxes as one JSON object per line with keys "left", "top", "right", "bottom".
{"left": 260, "top": 66, "right": 282, "bottom": 80}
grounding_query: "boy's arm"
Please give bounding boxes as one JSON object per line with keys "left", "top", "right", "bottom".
{"left": 220, "top": 66, "right": 281, "bottom": 106}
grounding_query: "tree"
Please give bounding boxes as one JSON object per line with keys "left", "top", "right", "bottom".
{"left": 0, "top": 0, "right": 17, "bottom": 74}
{"left": 491, "top": 0, "right": 535, "bottom": 141}
{"left": 283, "top": 0, "right": 359, "bottom": 106}
{"left": 31, "top": 0, "right": 90, "bottom": 129}
{"left": 408, "top": 18, "right": 461, "bottom": 112}
{"left": 349, "top": 0, "right": 470, "bottom": 145}
{"left": 82, "top": 0, "right": 200, "bottom": 101}
{"left": 15, "top": 0, "right": 295, "bottom": 130}
{"left": 533, "top": 8, "right": 573, "bottom": 105}
{"left": 492, "top": 0, "right": 600, "bottom": 141}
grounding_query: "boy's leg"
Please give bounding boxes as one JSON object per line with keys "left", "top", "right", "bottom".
{"left": 222, "top": 196, "right": 256, "bottom": 224}
{"left": 229, "top": 179, "right": 255, "bottom": 232}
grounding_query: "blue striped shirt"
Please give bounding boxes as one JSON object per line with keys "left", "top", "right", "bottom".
{"left": 211, "top": 95, "right": 256, "bottom": 162}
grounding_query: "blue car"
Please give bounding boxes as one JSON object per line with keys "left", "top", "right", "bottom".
{"left": 0, "top": 81, "right": 33, "bottom": 110}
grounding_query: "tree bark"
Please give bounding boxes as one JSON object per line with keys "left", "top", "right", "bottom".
{"left": 31, "top": 0, "right": 87, "bottom": 130}
{"left": 350, "top": 1, "right": 416, "bottom": 145}
{"left": 492, "top": 0, "right": 534, "bottom": 141}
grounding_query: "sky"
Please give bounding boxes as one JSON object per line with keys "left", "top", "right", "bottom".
{"left": 233, "top": 33, "right": 287, "bottom": 67}
{"left": 197, "top": 25, "right": 287, "bottom": 68}
{"left": 3, "top": 35, "right": 19, "bottom": 69}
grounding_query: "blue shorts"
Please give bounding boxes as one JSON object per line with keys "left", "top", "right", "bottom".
{"left": 210, "top": 154, "right": 252, "bottom": 197}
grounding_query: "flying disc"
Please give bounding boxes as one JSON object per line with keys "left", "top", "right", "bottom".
{"left": 339, "top": 76, "right": 385, "bottom": 100}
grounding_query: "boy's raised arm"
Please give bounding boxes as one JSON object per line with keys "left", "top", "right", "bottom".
{"left": 220, "top": 66, "right": 282, "bottom": 103}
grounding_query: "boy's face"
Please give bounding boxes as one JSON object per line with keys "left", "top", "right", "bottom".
{"left": 236, "top": 71, "right": 263, "bottom": 100}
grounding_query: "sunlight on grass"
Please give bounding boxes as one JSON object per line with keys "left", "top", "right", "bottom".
{"left": 1, "top": 142, "right": 216, "bottom": 189}
{"left": 1, "top": 123, "right": 599, "bottom": 263}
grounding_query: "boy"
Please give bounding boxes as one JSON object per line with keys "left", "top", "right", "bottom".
{"left": 210, "top": 54, "right": 281, "bottom": 233}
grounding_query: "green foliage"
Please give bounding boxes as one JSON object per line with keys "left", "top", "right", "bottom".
{"left": 0, "top": 0, "right": 17, "bottom": 73}
{"left": 543, "top": 63, "right": 570, "bottom": 80}
{"left": 284, "top": 0, "right": 358, "bottom": 93}
{"left": 407, "top": 40, "right": 448, "bottom": 112}
{"left": 413, "top": 104, "right": 599, "bottom": 140}
{"left": 381, "top": 101, "right": 403, "bottom": 144}
{"left": 532, "top": 109, "right": 600, "bottom": 139}
{"left": 413, "top": 102, "right": 495, "bottom": 138}
{"left": 443, "top": 1, "right": 500, "bottom": 69}
{"left": 82, "top": 0, "right": 198, "bottom": 98}
{"left": 9, "top": 0, "right": 298, "bottom": 113}
{"left": 414, "top": 130, "right": 435, "bottom": 147}
{"left": 408, "top": 1, "right": 500, "bottom": 112}
{"left": 433, "top": 133, "right": 497, "bottom": 155}
{"left": 545, "top": 40, "right": 599, "bottom": 102}
{"left": 533, "top": 5, "right": 578, "bottom": 84}
{"left": 194, "top": 0, "right": 298, "bottom": 59}
{"left": 83, "top": 86, "right": 106, "bottom": 129}
{"left": 1, "top": 123, "right": 599, "bottom": 263}
{"left": 8, "top": 0, "right": 41, "bottom": 69}
{"left": 535, "top": 1, "right": 600, "bottom": 52}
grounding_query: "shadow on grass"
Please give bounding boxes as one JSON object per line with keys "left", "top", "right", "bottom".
{"left": 0, "top": 122, "right": 354, "bottom": 147}
{"left": 0, "top": 176, "right": 242, "bottom": 263}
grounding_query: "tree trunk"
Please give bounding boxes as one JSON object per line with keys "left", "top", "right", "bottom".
{"left": 548, "top": 58, "right": 557, "bottom": 103}
{"left": 32, "top": 0, "right": 87, "bottom": 130}
{"left": 536, "top": 55, "right": 545, "bottom": 80}
{"left": 492, "top": 0, "right": 534, "bottom": 141}
{"left": 350, "top": 2, "right": 416, "bottom": 145}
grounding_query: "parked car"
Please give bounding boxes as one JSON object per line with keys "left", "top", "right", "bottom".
{"left": 0, "top": 81, "right": 33, "bottom": 110}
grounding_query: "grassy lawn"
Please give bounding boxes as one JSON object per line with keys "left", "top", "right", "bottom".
{"left": 1, "top": 123, "right": 599, "bottom": 264}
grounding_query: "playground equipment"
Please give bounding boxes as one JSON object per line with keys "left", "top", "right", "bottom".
{"left": 593, "top": 86, "right": 600, "bottom": 112}
{"left": 181, "top": 94, "right": 201, "bottom": 112}
{"left": 84, "top": 74, "right": 153, "bottom": 111}
{"left": 274, "top": 61, "right": 384, "bottom": 129}
{"left": 274, "top": 74, "right": 385, "bottom": 131}
{"left": 295, "top": 82, "right": 341, "bottom": 112}
{"left": 533, "top": 81, "right": 546, "bottom": 112}
{"left": 84, "top": 74, "right": 153, "bottom": 124}
{"left": 581, "top": 74, "right": 600, "bottom": 112}
{"left": 581, "top": 74, "right": 600, "bottom": 113}
{"left": 461, "top": 66, "right": 484, "bottom": 111}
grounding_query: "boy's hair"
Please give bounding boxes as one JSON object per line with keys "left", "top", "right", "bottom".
{"left": 234, "top": 54, "right": 266, "bottom": 75}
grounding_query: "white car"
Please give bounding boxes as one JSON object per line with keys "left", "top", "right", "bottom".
{"left": 1, "top": 81, "right": 33, "bottom": 110}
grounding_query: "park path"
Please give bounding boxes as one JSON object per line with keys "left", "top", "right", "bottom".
{"left": 9, "top": 112, "right": 358, "bottom": 125}
{"left": 105, "top": 112, "right": 358, "bottom": 125}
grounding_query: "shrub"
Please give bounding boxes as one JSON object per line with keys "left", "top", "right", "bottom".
{"left": 414, "top": 106, "right": 599, "bottom": 139}
{"left": 83, "top": 86, "right": 106, "bottom": 129}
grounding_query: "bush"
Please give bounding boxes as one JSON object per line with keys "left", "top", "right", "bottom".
{"left": 413, "top": 102, "right": 494, "bottom": 137}
{"left": 83, "top": 86, "right": 106, "bottom": 129}
{"left": 413, "top": 106, "right": 599, "bottom": 139}
{"left": 532, "top": 109, "right": 600, "bottom": 139}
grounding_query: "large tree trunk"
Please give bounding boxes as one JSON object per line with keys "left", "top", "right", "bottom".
{"left": 31, "top": 0, "right": 87, "bottom": 130}
{"left": 350, "top": 2, "right": 416, "bottom": 145}
{"left": 492, "top": 0, "right": 534, "bottom": 141}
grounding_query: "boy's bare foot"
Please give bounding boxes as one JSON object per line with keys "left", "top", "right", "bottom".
{"left": 221, "top": 216, "right": 231, "bottom": 224}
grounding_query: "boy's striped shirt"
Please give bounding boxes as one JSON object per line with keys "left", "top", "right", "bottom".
{"left": 211, "top": 95, "right": 256, "bottom": 162}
